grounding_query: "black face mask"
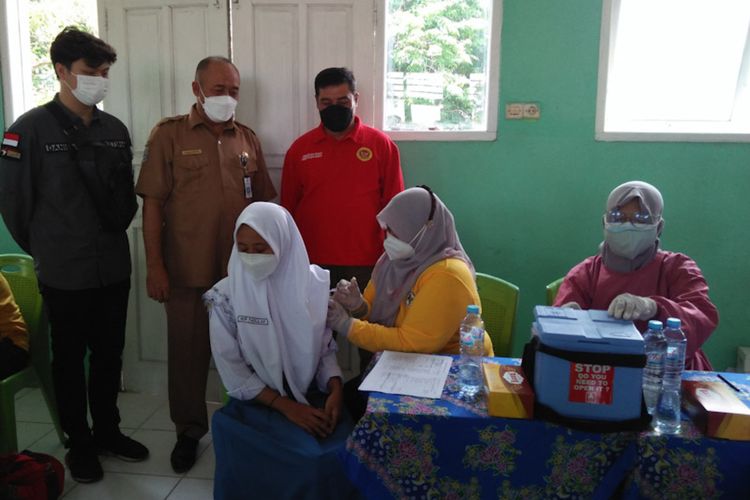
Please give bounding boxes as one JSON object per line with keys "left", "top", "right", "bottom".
{"left": 319, "top": 105, "right": 353, "bottom": 132}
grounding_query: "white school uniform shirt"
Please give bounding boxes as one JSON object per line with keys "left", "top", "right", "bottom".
{"left": 204, "top": 202, "right": 341, "bottom": 403}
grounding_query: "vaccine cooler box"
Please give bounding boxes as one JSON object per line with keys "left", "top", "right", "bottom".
{"left": 531, "top": 306, "right": 646, "bottom": 422}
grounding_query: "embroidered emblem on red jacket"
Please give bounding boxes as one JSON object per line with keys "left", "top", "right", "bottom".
{"left": 356, "top": 147, "right": 373, "bottom": 162}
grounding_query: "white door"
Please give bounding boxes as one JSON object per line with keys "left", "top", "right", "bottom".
{"left": 100, "top": 0, "right": 229, "bottom": 397}
{"left": 102, "top": 0, "right": 375, "bottom": 393}
{"left": 232, "top": 0, "right": 375, "bottom": 378}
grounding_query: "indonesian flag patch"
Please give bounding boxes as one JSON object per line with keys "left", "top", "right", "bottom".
{"left": 1, "top": 132, "right": 21, "bottom": 160}
{"left": 3, "top": 132, "right": 20, "bottom": 147}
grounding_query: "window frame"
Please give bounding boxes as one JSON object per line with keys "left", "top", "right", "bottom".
{"left": 596, "top": 0, "right": 750, "bottom": 143}
{"left": 1, "top": 0, "right": 36, "bottom": 125}
{"left": 372, "top": 0, "right": 503, "bottom": 142}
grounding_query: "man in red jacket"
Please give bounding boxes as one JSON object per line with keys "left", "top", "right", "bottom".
{"left": 281, "top": 67, "right": 404, "bottom": 372}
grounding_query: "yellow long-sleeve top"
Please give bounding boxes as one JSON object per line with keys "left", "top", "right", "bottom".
{"left": 0, "top": 274, "right": 29, "bottom": 351}
{"left": 347, "top": 258, "right": 494, "bottom": 356}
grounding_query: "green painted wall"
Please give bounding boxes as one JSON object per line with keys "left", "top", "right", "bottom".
{"left": 397, "top": 0, "right": 749, "bottom": 370}
{"left": 1, "top": 0, "right": 747, "bottom": 369}
{"left": 0, "top": 68, "right": 24, "bottom": 254}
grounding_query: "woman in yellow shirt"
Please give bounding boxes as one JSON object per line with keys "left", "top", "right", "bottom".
{"left": 327, "top": 186, "right": 493, "bottom": 357}
{"left": 0, "top": 273, "right": 29, "bottom": 380}
{"left": 327, "top": 186, "right": 493, "bottom": 418}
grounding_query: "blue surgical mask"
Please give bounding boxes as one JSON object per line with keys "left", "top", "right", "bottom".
{"left": 604, "top": 222, "right": 658, "bottom": 259}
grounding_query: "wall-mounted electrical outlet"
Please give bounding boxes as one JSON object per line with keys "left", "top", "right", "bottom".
{"left": 523, "top": 103, "right": 540, "bottom": 119}
{"left": 505, "top": 103, "right": 524, "bottom": 120}
{"left": 506, "top": 102, "right": 541, "bottom": 120}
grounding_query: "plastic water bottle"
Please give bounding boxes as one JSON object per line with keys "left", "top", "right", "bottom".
{"left": 642, "top": 320, "right": 666, "bottom": 415}
{"left": 654, "top": 317, "right": 686, "bottom": 434}
{"left": 459, "top": 305, "right": 485, "bottom": 400}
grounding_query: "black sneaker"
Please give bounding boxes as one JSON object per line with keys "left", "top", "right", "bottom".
{"left": 65, "top": 446, "right": 103, "bottom": 483}
{"left": 170, "top": 435, "right": 199, "bottom": 473}
{"left": 96, "top": 432, "right": 149, "bottom": 462}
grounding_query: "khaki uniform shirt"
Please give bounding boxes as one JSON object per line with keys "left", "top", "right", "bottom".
{"left": 136, "top": 105, "right": 276, "bottom": 287}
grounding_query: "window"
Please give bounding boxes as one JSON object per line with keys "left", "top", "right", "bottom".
{"left": 597, "top": 0, "right": 750, "bottom": 142}
{"left": 1, "top": 0, "right": 98, "bottom": 123}
{"left": 375, "top": 0, "right": 502, "bottom": 141}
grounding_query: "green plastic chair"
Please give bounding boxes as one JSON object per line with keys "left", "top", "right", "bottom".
{"left": 545, "top": 277, "right": 564, "bottom": 306}
{"left": 475, "top": 272, "right": 519, "bottom": 357}
{"left": 0, "top": 254, "right": 64, "bottom": 453}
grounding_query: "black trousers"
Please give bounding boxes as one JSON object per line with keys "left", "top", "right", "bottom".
{"left": 0, "top": 338, "right": 29, "bottom": 380}
{"left": 40, "top": 279, "right": 129, "bottom": 447}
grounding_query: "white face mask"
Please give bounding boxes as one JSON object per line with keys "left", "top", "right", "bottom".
{"left": 65, "top": 73, "right": 109, "bottom": 106}
{"left": 199, "top": 86, "right": 237, "bottom": 123}
{"left": 604, "top": 222, "right": 658, "bottom": 259}
{"left": 239, "top": 252, "right": 278, "bottom": 280}
{"left": 383, "top": 234, "right": 415, "bottom": 261}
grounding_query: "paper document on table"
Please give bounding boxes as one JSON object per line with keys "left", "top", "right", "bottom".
{"left": 358, "top": 351, "right": 453, "bottom": 399}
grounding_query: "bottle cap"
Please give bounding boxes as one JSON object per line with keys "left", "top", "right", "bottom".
{"left": 467, "top": 305, "right": 479, "bottom": 314}
{"left": 647, "top": 320, "right": 663, "bottom": 331}
{"left": 665, "top": 317, "right": 681, "bottom": 329}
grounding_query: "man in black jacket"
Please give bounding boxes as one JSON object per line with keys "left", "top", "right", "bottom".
{"left": 0, "top": 27, "right": 147, "bottom": 484}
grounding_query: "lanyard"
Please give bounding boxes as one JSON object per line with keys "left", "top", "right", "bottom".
{"left": 239, "top": 151, "right": 252, "bottom": 199}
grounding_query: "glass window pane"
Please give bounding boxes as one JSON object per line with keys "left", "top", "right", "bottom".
{"left": 607, "top": 0, "right": 750, "bottom": 123}
{"left": 384, "top": 0, "right": 493, "bottom": 132}
{"left": 28, "top": 0, "right": 99, "bottom": 107}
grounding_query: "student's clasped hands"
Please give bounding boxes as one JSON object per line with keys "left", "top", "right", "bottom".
{"left": 274, "top": 382, "right": 343, "bottom": 438}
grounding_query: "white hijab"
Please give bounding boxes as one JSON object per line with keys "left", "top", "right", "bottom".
{"left": 227, "top": 202, "right": 330, "bottom": 404}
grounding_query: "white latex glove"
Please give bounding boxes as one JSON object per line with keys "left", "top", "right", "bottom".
{"left": 560, "top": 301, "right": 581, "bottom": 310}
{"left": 326, "top": 299, "right": 352, "bottom": 336}
{"left": 607, "top": 293, "right": 657, "bottom": 321}
{"left": 332, "top": 277, "right": 364, "bottom": 312}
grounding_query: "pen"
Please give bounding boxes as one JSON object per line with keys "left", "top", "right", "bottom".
{"left": 717, "top": 373, "right": 741, "bottom": 392}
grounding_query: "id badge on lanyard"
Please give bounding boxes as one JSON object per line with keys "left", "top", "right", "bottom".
{"left": 239, "top": 151, "right": 252, "bottom": 199}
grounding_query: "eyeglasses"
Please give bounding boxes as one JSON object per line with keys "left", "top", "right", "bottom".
{"left": 605, "top": 209, "right": 656, "bottom": 225}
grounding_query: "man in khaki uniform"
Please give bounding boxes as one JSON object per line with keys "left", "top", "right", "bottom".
{"left": 136, "top": 56, "right": 276, "bottom": 473}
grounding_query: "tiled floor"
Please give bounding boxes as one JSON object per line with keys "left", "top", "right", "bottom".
{"left": 14, "top": 387, "right": 219, "bottom": 499}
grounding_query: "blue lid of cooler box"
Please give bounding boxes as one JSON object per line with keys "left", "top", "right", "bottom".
{"left": 532, "top": 306, "right": 644, "bottom": 354}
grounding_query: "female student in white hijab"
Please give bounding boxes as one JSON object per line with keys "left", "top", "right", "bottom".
{"left": 205, "top": 202, "right": 356, "bottom": 500}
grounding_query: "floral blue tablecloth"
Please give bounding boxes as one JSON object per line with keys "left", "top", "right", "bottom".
{"left": 624, "top": 370, "right": 750, "bottom": 500}
{"left": 340, "top": 357, "right": 750, "bottom": 500}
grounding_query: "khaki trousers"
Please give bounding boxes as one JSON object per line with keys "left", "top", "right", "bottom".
{"left": 165, "top": 286, "right": 210, "bottom": 440}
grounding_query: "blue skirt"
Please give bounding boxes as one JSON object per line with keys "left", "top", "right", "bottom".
{"left": 212, "top": 397, "right": 359, "bottom": 500}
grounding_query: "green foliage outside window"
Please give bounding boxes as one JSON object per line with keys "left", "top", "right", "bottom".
{"left": 387, "top": 0, "right": 490, "bottom": 128}
{"left": 28, "top": 0, "right": 96, "bottom": 106}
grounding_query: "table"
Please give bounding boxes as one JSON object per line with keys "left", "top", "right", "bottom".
{"left": 624, "top": 370, "right": 750, "bottom": 500}
{"left": 340, "top": 357, "right": 750, "bottom": 499}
